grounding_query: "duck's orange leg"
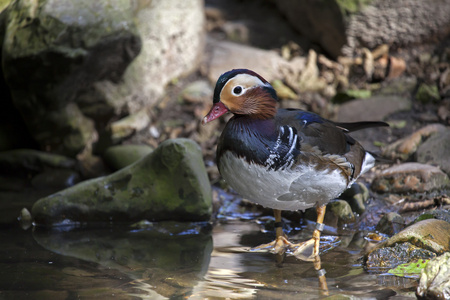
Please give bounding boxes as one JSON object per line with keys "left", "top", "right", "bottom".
{"left": 251, "top": 209, "right": 291, "bottom": 254}
{"left": 292, "top": 204, "right": 326, "bottom": 260}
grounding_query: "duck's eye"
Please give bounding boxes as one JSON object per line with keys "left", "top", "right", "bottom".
{"left": 232, "top": 86, "right": 243, "bottom": 96}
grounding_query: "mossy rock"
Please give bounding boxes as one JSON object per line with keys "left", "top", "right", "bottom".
{"left": 32, "top": 139, "right": 212, "bottom": 225}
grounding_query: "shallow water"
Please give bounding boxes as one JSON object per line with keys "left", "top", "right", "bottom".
{"left": 0, "top": 212, "right": 418, "bottom": 299}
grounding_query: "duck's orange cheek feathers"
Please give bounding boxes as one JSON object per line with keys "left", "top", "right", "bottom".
{"left": 202, "top": 101, "right": 229, "bottom": 125}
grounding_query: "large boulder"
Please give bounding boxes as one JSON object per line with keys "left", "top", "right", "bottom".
{"left": 2, "top": 0, "right": 141, "bottom": 156}
{"left": 1, "top": 0, "right": 204, "bottom": 157}
{"left": 32, "top": 139, "right": 212, "bottom": 225}
{"left": 274, "top": 0, "right": 450, "bottom": 58}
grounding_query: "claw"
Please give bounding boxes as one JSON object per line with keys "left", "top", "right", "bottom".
{"left": 250, "top": 236, "right": 291, "bottom": 254}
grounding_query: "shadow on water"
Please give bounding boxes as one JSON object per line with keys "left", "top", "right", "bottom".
{"left": 0, "top": 190, "right": 419, "bottom": 299}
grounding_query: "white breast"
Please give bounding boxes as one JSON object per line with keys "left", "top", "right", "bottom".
{"left": 219, "top": 151, "right": 349, "bottom": 211}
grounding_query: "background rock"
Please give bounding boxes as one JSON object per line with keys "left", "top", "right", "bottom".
{"left": 103, "top": 144, "right": 153, "bottom": 171}
{"left": 32, "top": 139, "right": 212, "bottom": 225}
{"left": 204, "top": 39, "right": 302, "bottom": 84}
{"left": 99, "top": 0, "right": 205, "bottom": 115}
{"left": 0, "top": 0, "right": 204, "bottom": 157}
{"left": 371, "top": 163, "right": 450, "bottom": 194}
{"left": 343, "top": 0, "right": 450, "bottom": 56}
{"left": 382, "top": 124, "right": 447, "bottom": 161}
{"left": 416, "top": 128, "right": 450, "bottom": 176}
{"left": 2, "top": 0, "right": 141, "bottom": 156}
{"left": 274, "top": 0, "right": 450, "bottom": 57}
{"left": 337, "top": 95, "right": 411, "bottom": 123}
{"left": 274, "top": 0, "right": 345, "bottom": 58}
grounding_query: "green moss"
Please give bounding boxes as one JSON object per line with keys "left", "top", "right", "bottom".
{"left": 32, "top": 139, "right": 212, "bottom": 225}
{"left": 336, "top": 0, "right": 373, "bottom": 14}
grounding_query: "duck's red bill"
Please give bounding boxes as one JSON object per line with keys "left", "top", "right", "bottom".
{"left": 202, "top": 102, "right": 229, "bottom": 125}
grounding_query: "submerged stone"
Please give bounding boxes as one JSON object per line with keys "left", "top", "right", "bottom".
{"left": 32, "top": 139, "right": 212, "bottom": 225}
{"left": 365, "top": 219, "right": 450, "bottom": 270}
{"left": 366, "top": 242, "right": 436, "bottom": 271}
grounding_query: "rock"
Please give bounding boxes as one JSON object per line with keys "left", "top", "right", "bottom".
{"left": 343, "top": 0, "right": 450, "bottom": 56}
{"left": 18, "top": 208, "right": 32, "bottom": 230}
{"left": 382, "top": 124, "right": 447, "bottom": 161}
{"left": 332, "top": 89, "right": 372, "bottom": 104}
{"left": 327, "top": 200, "right": 355, "bottom": 225}
{"left": 204, "top": 39, "right": 304, "bottom": 84}
{"left": 103, "top": 144, "right": 153, "bottom": 171}
{"left": 275, "top": 1, "right": 450, "bottom": 57}
{"left": 1, "top": 0, "right": 204, "bottom": 157}
{"left": 416, "top": 128, "right": 450, "bottom": 175}
{"left": 181, "top": 80, "right": 213, "bottom": 104}
{"left": 339, "top": 182, "right": 369, "bottom": 214}
{"left": 371, "top": 163, "right": 450, "bottom": 193}
{"left": 366, "top": 242, "right": 436, "bottom": 271}
{"left": 305, "top": 199, "right": 355, "bottom": 228}
{"left": 414, "top": 209, "right": 450, "bottom": 224}
{"left": 110, "top": 110, "right": 151, "bottom": 143}
{"left": 366, "top": 219, "right": 450, "bottom": 270}
{"left": 438, "top": 99, "right": 450, "bottom": 124}
{"left": 337, "top": 96, "right": 411, "bottom": 123}
{"left": 105, "top": 0, "right": 205, "bottom": 114}
{"left": 274, "top": 0, "right": 346, "bottom": 58}
{"left": 416, "top": 252, "right": 450, "bottom": 299}
{"left": 271, "top": 80, "right": 297, "bottom": 100}
{"left": 32, "top": 139, "right": 212, "bottom": 225}
{"left": 0, "top": 149, "right": 77, "bottom": 177}
{"left": 31, "top": 169, "right": 80, "bottom": 189}
{"left": 375, "top": 212, "right": 405, "bottom": 236}
{"left": 415, "top": 83, "right": 440, "bottom": 103}
{"left": 374, "top": 219, "right": 450, "bottom": 255}
{"left": 376, "top": 77, "right": 417, "bottom": 97}
{"left": 2, "top": 0, "right": 141, "bottom": 156}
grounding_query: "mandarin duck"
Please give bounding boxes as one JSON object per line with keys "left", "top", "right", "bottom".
{"left": 202, "top": 69, "right": 388, "bottom": 259}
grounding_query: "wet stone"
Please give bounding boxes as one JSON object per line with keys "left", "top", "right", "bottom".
{"left": 0, "top": 149, "right": 77, "bottom": 176}
{"left": 32, "top": 139, "right": 212, "bottom": 225}
{"left": 416, "top": 252, "right": 450, "bottom": 299}
{"left": 365, "top": 242, "right": 436, "bottom": 271}
{"left": 371, "top": 162, "right": 450, "bottom": 193}
{"left": 371, "top": 219, "right": 450, "bottom": 256}
{"left": 30, "top": 169, "right": 81, "bottom": 189}
{"left": 305, "top": 199, "right": 355, "bottom": 228}
{"left": 339, "top": 182, "right": 369, "bottom": 214}
{"left": 375, "top": 212, "right": 405, "bottom": 236}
